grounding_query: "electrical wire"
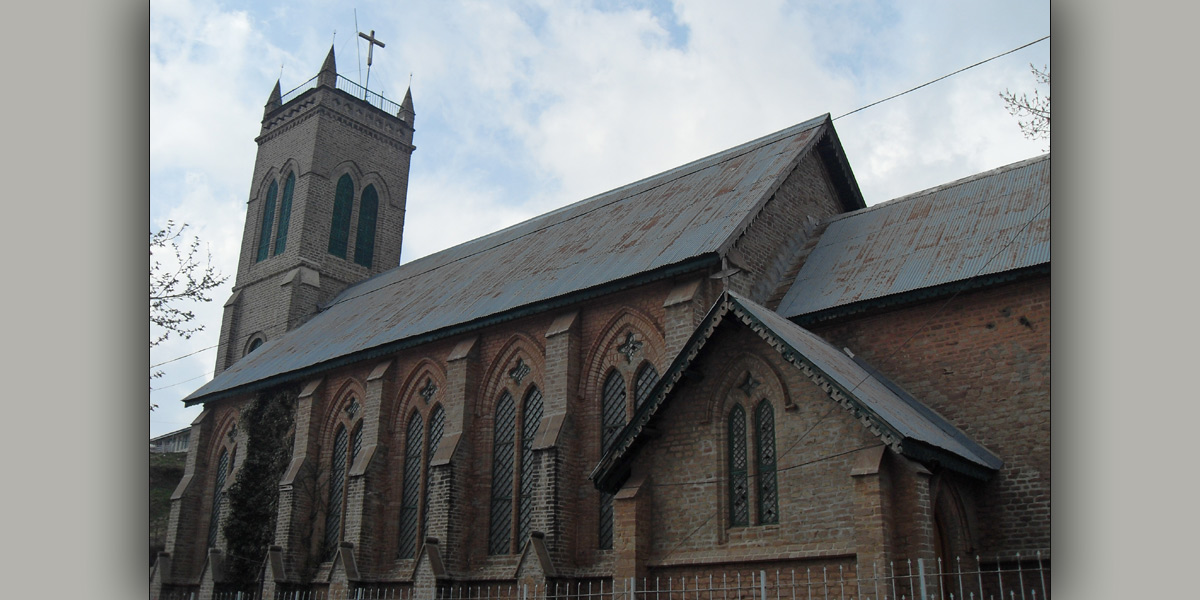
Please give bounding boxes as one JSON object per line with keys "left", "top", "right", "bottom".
{"left": 834, "top": 35, "right": 1049, "bottom": 121}
{"left": 150, "top": 38, "right": 1050, "bottom": 392}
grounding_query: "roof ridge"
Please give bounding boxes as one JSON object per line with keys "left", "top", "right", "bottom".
{"left": 826, "top": 153, "right": 1049, "bottom": 224}
{"left": 327, "top": 116, "right": 831, "bottom": 306}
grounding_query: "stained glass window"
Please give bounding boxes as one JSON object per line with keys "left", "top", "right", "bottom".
{"left": 256, "top": 180, "right": 278, "bottom": 262}
{"left": 397, "top": 413, "right": 424, "bottom": 558}
{"left": 488, "top": 392, "right": 516, "bottom": 554}
{"left": 601, "top": 371, "right": 626, "bottom": 452}
{"left": 422, "top": 405, "right": 445, "bottom": 543}
{"left": 323, "top": 423, "right": 356, "bottom": 560}
{"left": 755, "top": 400, "right": 779, "bottom": 525}
{"left": 207, "top": 447, "right": 229, "bottom": 548}
{"left": 353, "top": 185, "right": 378, "bottom": 267}
{"left": 634, "top": 363, "right": 659, "bottom": 409}
{"left": 518, "top": 387, "right": 543, "bottom": 549}
{"left": 328, "top": 174, "right": 354, "bottom": 258}
{"left": 273, "top": 172, "right": 295, "bottom": 255}
{"left": 728, "top": 406, "right": 749, "bottom": 527}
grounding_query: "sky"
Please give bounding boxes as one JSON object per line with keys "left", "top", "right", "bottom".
{"left": 149, "top": 0, "right": 1050, "bottom": 438}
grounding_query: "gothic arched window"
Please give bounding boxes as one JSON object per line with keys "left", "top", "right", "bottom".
{"left": 397, "top": 412, "right": 424, "bottom": 559}
{"left": 207, "top": 447, "right": 230, "bottom": 547}
{"left": 488, "top": 385, "right": 543, "bottom": 554}
{"left": 422, "top": 404, "right": 446, "bottom": 544}
{"left": 598, "top": 370, "right": 626, "bottom": 550}
{"left": 256, "top": 180, "right": 278, "bottom": 262}
{"left": 353, "top": 184, "right": 378, "bottom": 267}
{"left": 328, "top": 174, "right": 354, "bottom": 259}
{"left": 488, "top": 391, "right": 516, "bottom": 555}
{"left": 517, "top": 386, "right": 544, "bottom": 549}
{"left": 728, "top": 405, "right": 749, "bottom": 527}
{"left": 325, "top": 419, "right": 363, "bottom": 560}
{"left": 633, "top": 362, "right": 659, "bottom": 409}
{"left": 273, "top": 172, "right": 295, "bottom": 256}
{"left": 755, "top": 399, "right": 779, "bottom": 525}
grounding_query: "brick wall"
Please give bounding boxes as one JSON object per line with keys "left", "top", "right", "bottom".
{"left": 809, "top": 276, "right": 1051, "bottom": 554}
{"left": 630, "top": 323, "right": 881, "bottom": 570}
{"left": 217, "top": 81, "right": 414, "bottom": 374}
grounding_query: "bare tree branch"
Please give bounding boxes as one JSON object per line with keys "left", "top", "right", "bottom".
{"left": 1000, "top": 64, "right": 1050, "bottom": 147}
{"left": 150, "top": 221, "right": 228, "bottom": 408}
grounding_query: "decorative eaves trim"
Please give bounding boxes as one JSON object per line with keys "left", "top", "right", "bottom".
{"left": 591, "top": 292, "right": 998, "bottom": 492}
{"left": 725, "top": 299, "right": 906, "bottom": 455}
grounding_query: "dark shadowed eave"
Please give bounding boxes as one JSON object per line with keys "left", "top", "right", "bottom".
{"left": 591, "top": 292, "right": 1001, "bottom": 493}
{"left": 185, "top": 115, "right": 852, "bottom": 406}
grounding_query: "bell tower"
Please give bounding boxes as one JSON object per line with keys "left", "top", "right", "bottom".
{"left": 214, "top": 46, "right": 415, "bottom": 373}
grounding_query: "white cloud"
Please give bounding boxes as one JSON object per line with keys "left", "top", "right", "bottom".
{"left": 149, "top": 0, "right": 1049, "bottom": 436}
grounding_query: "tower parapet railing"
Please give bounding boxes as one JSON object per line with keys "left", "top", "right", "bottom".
{"left": 277, "top": 74, "right": 401, "bottom": 116}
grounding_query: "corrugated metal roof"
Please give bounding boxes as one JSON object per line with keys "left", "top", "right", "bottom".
{"left": 591, "top": 292, "right": 1000, "bottom": 491}
{"left": 186, "top": 115, "right": 834, "bottom": 404}
{"left": 777, "top": 154, "right": 1050, "bottom": 319}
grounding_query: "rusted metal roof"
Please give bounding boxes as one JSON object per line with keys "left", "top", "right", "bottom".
{"left": 777, "top": 154, "right": 1050, "bottom": 320}
{"left": 187, "top": 115, "right": 842, "bottom": 405}
{"left": 592, "top": 292, "right": 1000, "bottom": 492}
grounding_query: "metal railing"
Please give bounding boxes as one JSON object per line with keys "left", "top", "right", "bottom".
{"left": 279, "top": 75, "right": 319, "bottom": 106}
{"left": 273, "top": 73, "right": 401, "bottom": 116}
{"left": 163, "top": 552, "right": 1050, "bottom": 600}
{"left": 335, "top": 75, "right": 401, "bottom": 115}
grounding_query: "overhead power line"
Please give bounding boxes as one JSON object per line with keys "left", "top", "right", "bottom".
{"left": 149, "top": 36, "right": 1051, "bottom": 381}
{"left": 834, "top": 35, "right": 1049, "bottom": 121}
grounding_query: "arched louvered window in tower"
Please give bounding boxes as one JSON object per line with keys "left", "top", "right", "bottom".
{"left": 397, "top": 412, "right": 424, "bottom": 559}
{"left": 256, "top": 180, "right": 278, "bottom": 262}
{"left": 634, "top": 363, "right": 659, "bottom": 409}
{"left": 598, "top": 371, "right": 626, "bottom": 550}
{"left": 207, "top": 447, "right": 230, "bottom": 547}
{"left": 325, "top": 422, "right": 362, "bottom": 560}
{"left": 328, "top": 174, "right": 354, "bottom": 258}
{"left": 728, "top": 405, "right": 749, "bottom": 527}
{"left": 755, "top": 399, "right": 779, "bottom": 525}
{"left": 422, "top": 405, "right": 446, "bottom": 543}
{"left": 488, "top": 391, "right": 516, "bottom": 555}
{"left": 273, "top": 172, "right": 295, "bottom": 256}
{"left": 518, "top": 386, "right": 544, "bottom": 549}
{"left": 353, "top": 184, "right": 378, "bottom": 267}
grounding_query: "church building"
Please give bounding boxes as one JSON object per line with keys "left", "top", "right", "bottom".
{"left": 152, "top": 46, "right": 1050, "bottom": 600}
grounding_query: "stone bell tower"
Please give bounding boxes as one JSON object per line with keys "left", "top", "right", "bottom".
{"left": 214, "top": 45, "right": 416, "bottom": 373}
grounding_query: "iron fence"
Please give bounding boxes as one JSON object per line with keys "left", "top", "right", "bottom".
{"left": 164, "top": 552, "right": 1050, "bottom": 600}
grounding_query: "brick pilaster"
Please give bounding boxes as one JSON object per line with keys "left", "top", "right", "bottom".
{"left": 161, "top": 409, "right": 215, "bottom": 586}
{"left": 268, "top": 377, "right": 325, "bottom": 593}
{"left": 530, "top": 311, "right": 580, "bottom": 567}
{"left": 426, "top": 337, "right": 479, "bottom": 574}
{"left": 663, "top": 278, "right": 708, "bottom": 360}
{"left": 343, "top": 359, "right": 394, "bottom": 576}
{"left": 850, "top": 446, "right": 895, "bottom": 580}
{"left": 613, "top": 472, "right": 652, "bottom": 584}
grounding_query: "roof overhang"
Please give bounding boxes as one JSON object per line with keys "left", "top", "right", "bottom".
{"left": 591, "top": 291, "right": 1001, "bottom": 493}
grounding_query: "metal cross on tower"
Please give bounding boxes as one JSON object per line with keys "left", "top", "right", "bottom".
{"left": 358, "top": 29, "right": 386, "bottom": 93}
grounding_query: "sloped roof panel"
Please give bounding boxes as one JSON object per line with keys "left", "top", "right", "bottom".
{"left": 187, "top": 116, "right": 832, "bottom": 404}
{"left": 591, "top": 292, "right": 1001, "bottom": 492}
{"left": 777, "top": 155, "right": 1049, "bottom": 318}
{"left": 731, "top": 294, "right": 1001, "bottom": 471}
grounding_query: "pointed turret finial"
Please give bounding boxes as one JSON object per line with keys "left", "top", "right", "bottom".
{"left": 398, "top": 87, "right": 415, "bottom": 125}
{"left": 317, "top": 45, "right": 337, "bottom": 88}
{"left": 264, "top": 80, "right": 282, "bottom": 116}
